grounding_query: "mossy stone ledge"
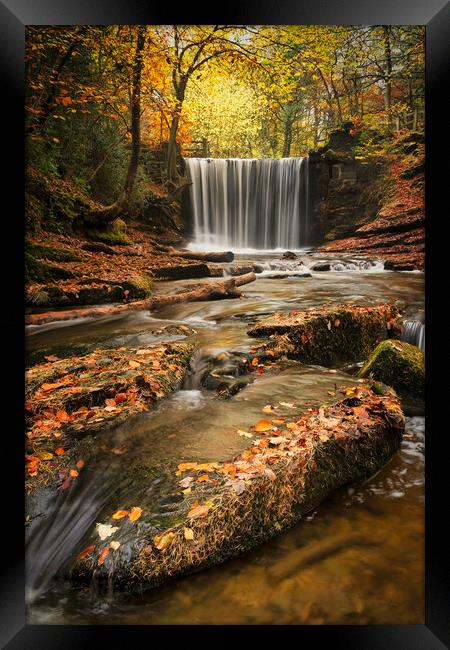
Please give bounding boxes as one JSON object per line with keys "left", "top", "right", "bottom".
{"left": 70, "top": 385, "right": 404, "bottom": 591}
{"left": 247, "top": 304, "right": 402, "bottom": 367}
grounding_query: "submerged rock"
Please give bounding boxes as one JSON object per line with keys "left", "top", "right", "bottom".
{"left": 358, "top": 339, "right": 424, "bottom": 403}
{"left": 70, "top": 385, "right": 404, "bottom": 591}
{"left": 311, "top": 262, "right": 331, "bottom": 272}
{"left": 247, "top": 304, "right": 401, "bottom": 367}
{"left": 282, "top": 251, "right": 297, "bottom": 260}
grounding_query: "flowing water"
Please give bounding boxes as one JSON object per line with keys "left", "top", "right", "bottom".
{"left": 184, "top": 157, "right": 311, "bottom": 250}
{"left": 26, "top": 253, "right": 425, "bottom": 625}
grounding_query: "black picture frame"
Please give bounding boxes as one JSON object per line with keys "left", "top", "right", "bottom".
{"left": 1, "top": 1, "right": 448, "bottom": 647}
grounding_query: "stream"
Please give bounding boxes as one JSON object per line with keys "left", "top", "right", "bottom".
{"left": 26, "top": 252, "right": 425, "bottom": 625}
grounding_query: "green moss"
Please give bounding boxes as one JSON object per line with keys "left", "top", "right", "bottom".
{"left": 358, "top": 339, "right": 424, "bottom": 401}
{"left": 25, "top": 253, "right": 77, "bottom": 283}
{"left": 26, "top": 243, "right": 82, "bottom": 263}
{"left": 84, "top": 218, "right": 130, "bottom": 245}
{"left": 128, "top": 273, "right": 153, "bottom": 297}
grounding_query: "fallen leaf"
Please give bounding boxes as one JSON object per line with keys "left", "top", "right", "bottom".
{"left": 178, "top": 462, "right": 197, "bottom": 472}
{"left": 129, "top": 360, "right": 141, "bottom": 368}
{"left": 264, "top": 468, "right": 277, "bottom": 481}
{"left": 70, "top": 469, "right": 79, "bottom": 478}
{"left": 154, "top": 530, "right": 175, "bottom": 550}
{"left": 334, "top": 319, "right": 340, "bottom": 327}
{"left": 78, "top": 544, "right": 96, "bottom": 559}
{"left": 279, "top": 401, "right": 295, "bottom": 408}
{"left": 128, "top": 507, "right": 142, "bottom": 522}
{"left": 238, "top": 430, "right": 253, "bottom": 438}
{"left": 110, "top": 541, "right": 121, "bottom": 550}
{"left": 76, "top": 459, "right": 85, "bottom": 469}
{"left": 184, "top": 527, "right": 194, "bottom": 540}
{"left": 255, "top": 419, "right": 273, "bottom": 432}
{"left": 269, "top": 436, "right": 289, "bottom": 445}
{"left": 188, "top": 504, "right": 210, "bottom": 519}
{"left": 251, "top": 357, "right": 259, "bottom": 366}
{"left": 56, "top": 409, "right": 70, "bottom": 422}
{"left": 112, "top": 509, "right": 129, "bottom": 519}
{"left": 96, "top": 523, "right": 118, "bottom": 540}
{"left": 98, "top": 547, "right": 109, "bottom": 566}
{"left": 197, "top": 474, "right": 209, "bottom": 482}
{"left": 44, "top": 355, "right": 59, "bottom": 362}
{"left": 55, "top": 446, "right": 64, "bottom": 456}
{"left": 37, "top": 451, "right": 53, "bottom": 461}
{"left": 178, "top": 476, "right": 194, "bottom": 488}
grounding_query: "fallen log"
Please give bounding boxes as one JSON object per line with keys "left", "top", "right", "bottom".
{"left": 170, "top": 249, "right": 235, "bottom": 263}
{"left": 149, "top": 272, "right": 256, "bottom": 309}
{"left": 70, "top": 384, "right": 404, "bottom": 590}
{"left": 25, "top": 273, "right": 257, "bottom": 326}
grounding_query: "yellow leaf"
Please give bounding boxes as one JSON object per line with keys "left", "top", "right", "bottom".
{"left": 184, "top": 527, "right": 194, "bottom": 540}
{"left": 37, "top": 451, "right": 53, "bottom": 460}
{"left": 154, "top": 531, "right": 175, "bottom": 550}
{"left": 251, "top": 357, "right": 259, "bottom": 366}
{"left": 129, "top": 360, "right": 141, "bottom": 368}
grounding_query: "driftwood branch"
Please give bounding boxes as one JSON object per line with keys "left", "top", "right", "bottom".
{"left": 25, "top": 273, "right": 256, "bottom": 326}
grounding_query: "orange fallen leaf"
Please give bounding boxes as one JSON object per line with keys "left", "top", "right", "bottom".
{"left": 56, "top": 409, "right": 70, "bottom": 422}
{"left": 78, "top": 543, "right": 96, "bottom": 559}
{"left": 197, "top": 474, "right": 209, "bottom": 482}
{"left": 41, "top": 383, "right": 61, "bottom": 392}
{"left": 128, "top": 506, "right": 142, "bottom": 522}
{"left": 188, "top": 504, "right": 210, "bottom": 519}
{"left": 54, "top": 446, "right": 64, "bottom": 456}
{"left": 255, "top": 419, "right": 273, "bottom": 432}
{"left": 251, "top": 357, "right": 259, "bottom": 366}
{"left": 97, "top": 547, "right": 109, "bottom": 566}
{"left": 112, "top": 509, "right": 129, "bottom": 519}
{"left": 70, "top": 469, "right": 79, "bottom": 478}
{"left": 178, "top": 462, "right": 197, "bottom": 472}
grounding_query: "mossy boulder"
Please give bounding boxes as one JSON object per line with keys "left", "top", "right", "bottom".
{"left": 247, "top": 304, "right": 402, "bottom": 368}
{"left": 25, "top": 253, "right": 78, "bottom": 283}
{"left": 70, "top": 384, "right": 404, "bottom": 591}
{"left": 358, "top": 339, "right": 424, "bottom": 404}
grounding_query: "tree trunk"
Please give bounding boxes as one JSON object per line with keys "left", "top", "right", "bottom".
{"left": 282, "top": 112, "right": 294, "bottom": 158}
{"left": 123, "top": 25, "right": 146, "bottom": 202}
{"left": 75, "top": 27, "right": 146, "bottom": 225}
{"left": 383, "top": 26, "right": 393, "bottom": 131}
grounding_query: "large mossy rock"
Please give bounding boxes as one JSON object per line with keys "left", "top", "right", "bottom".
{"left": 247, "top": 304, "right": 401, "bottom": 367}
{"left": 70, "top": 384, "right": 404, "bottom": 591}
{"left": 358, "top": 339, "right": 424, "bottom": 403}
{"left": 25, "top": 342, "right": 194, "bottom": 504}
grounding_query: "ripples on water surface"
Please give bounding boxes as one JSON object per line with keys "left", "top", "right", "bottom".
{"left": 26, "top": 254, "right": 425, "bottom": 624}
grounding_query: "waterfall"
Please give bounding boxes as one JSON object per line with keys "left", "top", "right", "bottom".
{"left": 184, "top": 157, "right": 310, "bottom": 251}
{"left": 402, "top": 320, "right": 425, "bottom": 351}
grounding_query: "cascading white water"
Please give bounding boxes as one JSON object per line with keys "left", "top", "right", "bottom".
{"left": 184, "top": 157, "right": 310, "bottom": 251}
{"left": 402, "top": 320, "right": 425, "bottom": 351}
